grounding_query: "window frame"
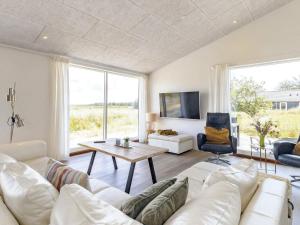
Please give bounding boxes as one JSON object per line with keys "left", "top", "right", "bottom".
{"left": 69, "top": 64, "right": 140, "bottom": 148}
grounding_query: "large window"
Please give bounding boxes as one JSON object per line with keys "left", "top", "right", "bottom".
{"left": 69, "top": 65, "right": 139, "bottom": 148}
{"left": 230, "top": 60, "right": 300, "bottom": 152}
{"left": 107, "top": 73, "right": 139, "bottom": 138}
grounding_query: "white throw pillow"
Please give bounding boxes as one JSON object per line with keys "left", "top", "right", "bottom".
{"left": 0, "top": 196, "right": 19, "bottom": 225}
{"left": 0, "top": 152, "right": 16, "bottom": 163}
{"left": 50, "top": 184, "right": 142, "bottom": 225}
{"left": 0, "top": 162, "right": 59, "bottom": 225}
{"left": 203, "top": 160, "right": 258, "bottom": 212}
{"left": 0, "top": 153, "right": 16, "bottom": 170}
{"left": 165, "top": 181, "right": 241, "bottom": 225}
{"left": 0, "top": 153, "right": 17, "bottom": 195}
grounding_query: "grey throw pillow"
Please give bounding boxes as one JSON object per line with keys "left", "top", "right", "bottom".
{"left": 137, "top": 177, "right": 189, "bottom": 225}
{"left": 121, "top": 178, "right": 177, "bottom": 219}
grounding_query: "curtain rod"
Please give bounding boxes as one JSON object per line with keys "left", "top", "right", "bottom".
{"left": 0, "top": 43, "right": 146, "bottom": 77}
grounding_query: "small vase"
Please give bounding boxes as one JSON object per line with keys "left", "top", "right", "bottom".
{"left": 124, "top": 141, "right": 129, "bottom": 148}
{"left": 259, "top": 135, "right": 265, "bottom": 148}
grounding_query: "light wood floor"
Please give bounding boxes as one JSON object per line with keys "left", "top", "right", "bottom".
{"left": 67, "top": 150, "right": 300, "bottom": 225}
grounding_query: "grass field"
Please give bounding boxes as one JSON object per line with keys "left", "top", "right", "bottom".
{"left": 237, "top": 109, "right": 300, "bottom": 138}
{"left": 70, "top": 105, "right": 138, "bottom": 145}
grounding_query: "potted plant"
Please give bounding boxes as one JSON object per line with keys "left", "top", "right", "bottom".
{"left": 251, "top": 117, "right": 280, "bottom": 148}
{"left": 124, "top": 137, "right": 130, "bottom": 148}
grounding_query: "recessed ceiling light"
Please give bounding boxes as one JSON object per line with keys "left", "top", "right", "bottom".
{"left": 233, "top": 20, "right": 237, "bottom": 24}
{"left": 42, "top": 35, "right": 48, "bottom": 40}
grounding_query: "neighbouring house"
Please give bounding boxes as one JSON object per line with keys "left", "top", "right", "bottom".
{"left": 258, "top": 90, "right": 300, "bottom": 110}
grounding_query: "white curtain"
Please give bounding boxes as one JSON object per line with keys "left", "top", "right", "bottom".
{"left": 49, "top": 57, "right": 70, "bottom": 161}
{"left": 208, "top": 64, "right": 230, "bottom": 113}
{"left": 138, "top": 75, "right": 148, "bottom": 143}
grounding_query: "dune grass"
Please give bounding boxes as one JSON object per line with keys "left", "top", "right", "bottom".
{"left": 69, "top": 105, "right": 138, "bottom": 141}
{"left": 237, "top": 109, "right": 300, "bottom": 138}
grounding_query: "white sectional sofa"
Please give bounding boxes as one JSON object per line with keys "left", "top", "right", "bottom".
{"left": 0, "top": 140, "right": 292, "bottom": 225}
{"left": 0, "top": 140, "right": 130, "bottom": 209}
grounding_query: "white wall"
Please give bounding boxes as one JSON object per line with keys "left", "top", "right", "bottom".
{"left": 149, "top": 0, "right": 300, "bottom": 148}
{"left": 0, "top": 46, "right": 50, "bottom": 144}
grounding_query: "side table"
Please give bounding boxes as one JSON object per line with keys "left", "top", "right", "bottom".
{"left": 250, "top": 137, "right": 277, "bottom": 174}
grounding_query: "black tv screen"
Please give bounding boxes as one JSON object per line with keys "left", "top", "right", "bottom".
{"left": 159, "top": 92, "right": 200, "bottom": 119}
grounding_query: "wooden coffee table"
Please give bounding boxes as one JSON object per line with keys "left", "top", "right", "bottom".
{"left": 79, "top": 142, "right": 168, "bottom": 193}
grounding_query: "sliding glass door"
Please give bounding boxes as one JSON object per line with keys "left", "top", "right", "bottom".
{"left": 107, "top": 73, "right": 139, "bottom": 138}
{"left": 69, "top": 66, "right": 105, "bottom": 148}
{"left": 69, "top": 65, "right": 139, "bottom": 148}
{"left": 230, "top": 59, "right": 300, "bottom": 154}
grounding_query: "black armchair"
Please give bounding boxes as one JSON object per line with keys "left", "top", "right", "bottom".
{"left": 273, "top": 135, "right": 300, "bottom": 183}
{"left": 197, "top": 113, "right": 237, "bottom": 164}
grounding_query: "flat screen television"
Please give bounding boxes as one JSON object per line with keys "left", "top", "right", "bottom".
{"left": 159, "top": 91, "right": 200, "bottom": 119}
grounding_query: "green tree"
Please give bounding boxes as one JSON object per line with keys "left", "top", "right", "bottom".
{"left": 278, "top": 75, "right": 300, "bottom": 90}
{"left": 231, "top": 77, "right": 271, "bottom": 117}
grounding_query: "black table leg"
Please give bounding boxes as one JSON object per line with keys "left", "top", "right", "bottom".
{"left": 87, "top": 151, "right": 96, "bottom": 175}
{"left": 112, "top": 156, "right": 118, "bottom": 170}
{"left": 148, "top": 157, "right": 157, "bottom": 184}
{"left": 125, "top": 162, "right": 136, "bottom": 193}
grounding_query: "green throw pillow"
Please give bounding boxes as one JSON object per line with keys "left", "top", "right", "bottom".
{"left": 121, "top": 178, "right": 177, "bottom": 219}
{"left": 137, "top": 177, "right": 189, "bottom": 225}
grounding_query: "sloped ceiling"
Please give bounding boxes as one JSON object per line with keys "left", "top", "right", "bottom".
{"left": 0, "top": 0, "right": 294, "bottom": 73}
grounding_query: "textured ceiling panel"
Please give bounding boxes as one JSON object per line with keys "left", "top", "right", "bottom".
{"left": 84, "top": 20, "right": 126, "bottom": 47}
{"left": 243, "top": 0, "right": 292, "bottom": 19}
{"left": 172, "top": 9, "right": 216, "bottom": 42}
{"left": 0, "top": 0, "right": 294, "bottom": 73}
{"left": 64, "top": 0, "right": 148, "bottom": 31}
{"left": 212, "top": 2, "right": 253, "bottom": 35}
{"left": 129, "top": 15, "right": 172, "bottom": 43}
{"left": 64, "top": 39, "right": 107, "bottom": 61}
{"left": 33, "top": 26, "right": 77, "bottom": 54}
{"left": 130, "top": 0, "right": 197, "bottom": 25}
{"left": 0, "top": 12, "right": 43, "bottom": 43}
{"left": 193, "top": 0, "right": 241, "bottom": 19}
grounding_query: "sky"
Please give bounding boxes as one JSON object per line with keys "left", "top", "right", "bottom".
{"left": 230, "top": 60, "right": 300, "bottom": 91}
{"left": 69, "top": 66, "right": 139, "bottom": 105}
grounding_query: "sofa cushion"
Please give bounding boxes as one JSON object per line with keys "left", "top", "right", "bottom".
{"left": 46, "top": 158, "right": 90, "bottom": 191}
{"left": 0, "top": 140, "right": 47, "bottom": 162}
{"left": 231, "top": 158, "right": 256, "bottom": 172}
{"left": 0, "top": 196, "right": 19, "bottom": 225}
{"left": 175, "top": 162, "right": 222, "bottom": 201}
{"left": 121, "top": 178, "right": 177, "bottom": 219}
{"left": 94, "top": 187, "right": 131, "bottom": 209}
{"left": 0, "top": 162, "right": 59, "bottom": 225}
{"left": 164, "top": 181, "right": 241, "bottom": 225}
{"left": 24, "top": 156, "right": 49, "bottom": 177}
{"left": 203, "top": 160, "right": 258, "bottom": 212}
{"left": 50, "top": 184, "right": 142, "bottom": 225}
{"left": 239, "top": 178, "right": 288, "bottom": 225}
{"left": 88, "top": 178, "right": 111, "bottom": 193}
{"left": 137, "top": 177, "right": 188, "bottom": 225}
